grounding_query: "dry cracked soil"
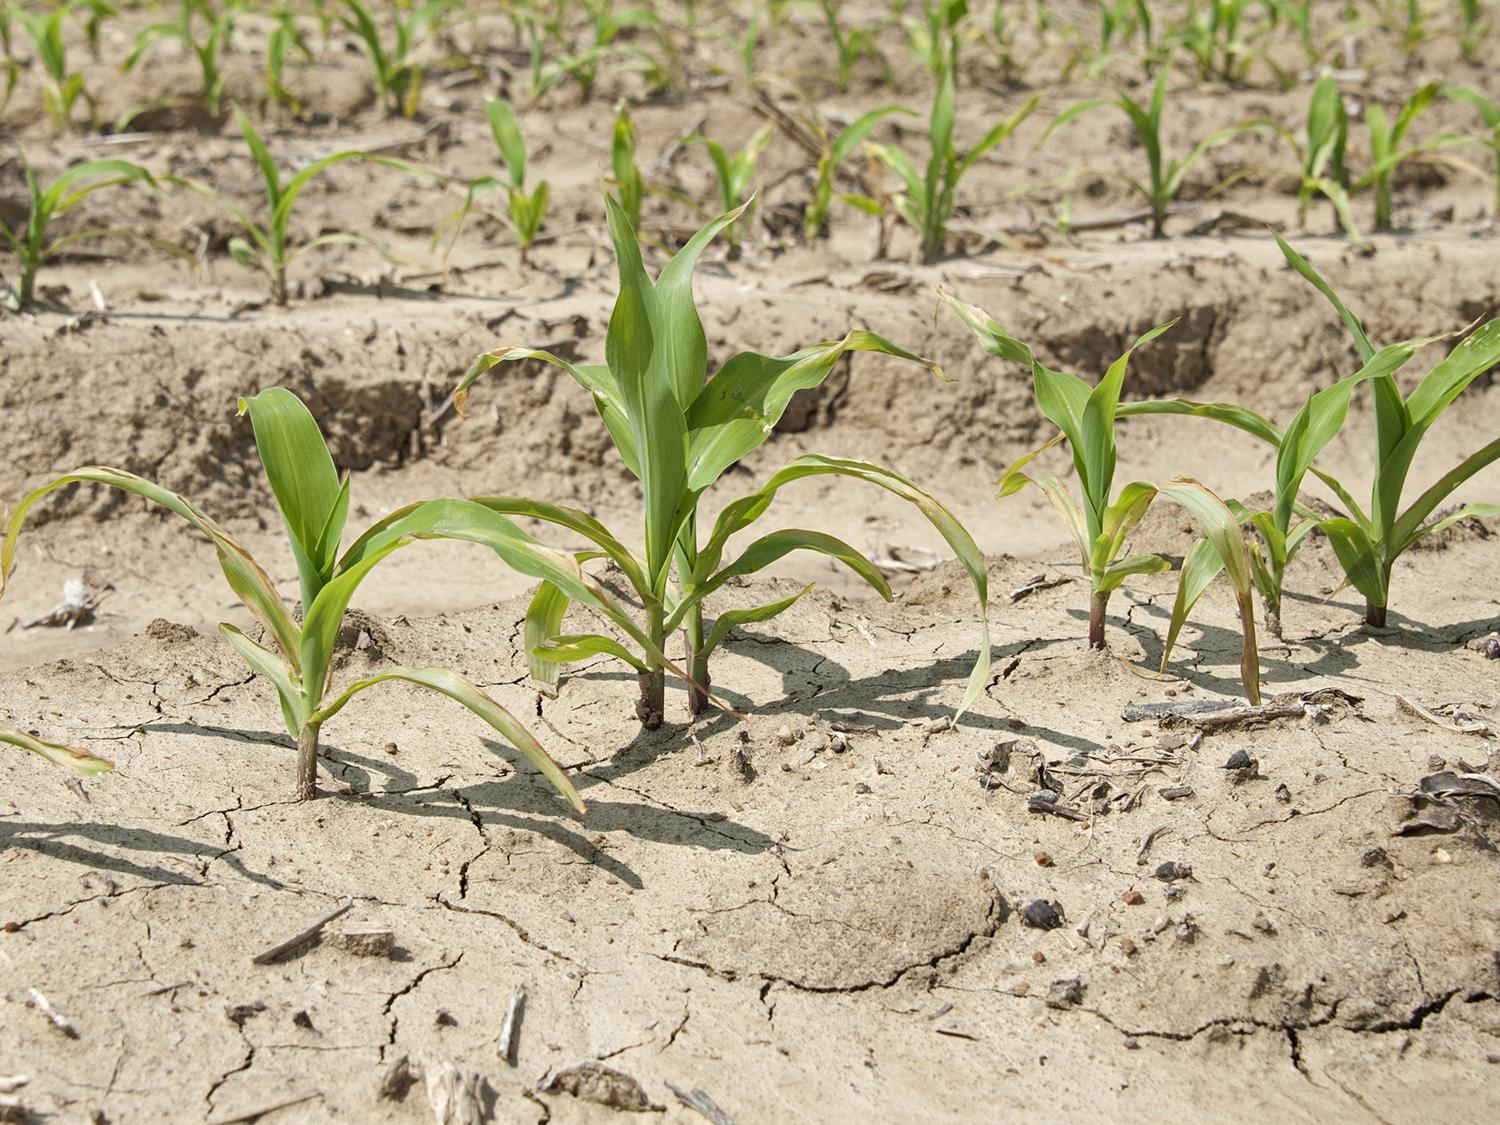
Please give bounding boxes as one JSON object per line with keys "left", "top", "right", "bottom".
{"left": 2, "top": 3, "right": 1499, "bottom": 1123}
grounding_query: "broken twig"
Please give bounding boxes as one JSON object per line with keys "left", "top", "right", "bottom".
{"left": 250, "top": 899, "right": 353, "bottom": 965}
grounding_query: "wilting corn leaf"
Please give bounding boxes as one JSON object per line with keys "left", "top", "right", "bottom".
{"left": 1, "top": 727, "right": 113, "bottom": 776}
{"left": 1157, "top": 479, "right": 1261, "bottom": 705}
{"left": 703, "top": 584, "right": 815, "bottom": 657}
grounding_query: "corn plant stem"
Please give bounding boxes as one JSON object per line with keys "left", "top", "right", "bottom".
{"left": 1088, "top": 587, "right": 1110, "bottom": 650}
{"left": 1237, "top": 593, "right": 1262, "bottom": 706}
{"left": 685, "top": 602, "right": 710, "bottom": 718}
{"left": 1366, "top": 596, "right": 1389, "bottom": 628}
{"left": 637, "top": 609, "right": 666, "bottom": 729}
{"left": 295, "top": 720, "right": 321, "bottom": 800}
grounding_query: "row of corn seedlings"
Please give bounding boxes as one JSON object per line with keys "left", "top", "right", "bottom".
{"left": 2, "top": 195, "right": 993, "bottom": 796}
{"left": 7, "top": 204, "right": 1495, "bottom": 793}
{"left": 7, "top": 65, "right": 1495, "bottom": 309}
{"left": 3, "top": 2, "right": 1492, "bottom": 133}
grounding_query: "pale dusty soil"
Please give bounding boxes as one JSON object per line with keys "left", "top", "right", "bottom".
{"left": 2, "top": 3, "right": 1499, "bottom": 1123}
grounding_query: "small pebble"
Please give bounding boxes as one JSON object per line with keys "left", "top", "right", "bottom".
{"left": 1123, "top": 1037, "right": 1140, "bottom": 1050}
{"left": 1122, "top": 889, "right": 1145, "bottom": 906}
{"left": 1032, "top": 950, "right": 1047, "bottom": 964}
{"left": 1045, "top": 978, "right": 1084, "bottom": 1010}
{"left": 1484, "top": 637, "right": 1500, "bottom": 660}
{"left": 1119, "top": 938, "right": 1138, "bottom": 957}
{"left": 1033, "top": 851, "right": 1054, "bottom": 867}
{"left": 1154, "top": 861, "right": 1191, "bottom": 882}
{"left": 776, "top": 725, "right": 796, "bottom": 747}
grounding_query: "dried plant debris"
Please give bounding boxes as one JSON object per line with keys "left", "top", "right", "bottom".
{"left": 251, "top": 900, "right": 353, "bottom": 965}
{"left": 1122, "top": 689, "right": 1361, "bottom": 730}
{"left": 424, "top": 1062, "right": 490, "bottom": 1125}
{"left": 668, "top": 1082, "right": 736, "bottom": 1125}
{"left": 538, "top": 1061, "right": 662, "bottom": 1111}
{"left": 331, "top": 926, "right": 396, "bottom": 957}
{"left": 1396, "top": 695, "right": 1497, "bottom": 736}
{"left": 9, "top": 575, "right": 113, "bottom": 632}
{"left": 378, "top": 1054, "right": 418, "bottom": 1102}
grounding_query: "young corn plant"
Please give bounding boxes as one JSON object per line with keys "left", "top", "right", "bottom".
{"left": 692, "top": 123, "right": 773, "bottom": 255}
{"left": 1038, "top": 65, "right": 1273, "bottom": 237}
{"left": 867, "top": 69, "right": 1038, "bottom": 262}
{"left": 804, "top": 105, "right": 914, "bottom": 240}
{"left": 340, "top": 0, "right": 451, "bottom": 117}
{"left": 1459, "top": 0, "right": 1489, "bottom": 59}
{"left": 945, "top": 293, "right": 1263, "bottom": 698}
{"left": 905, "top": 0, "right": 968, "bottom": 77}
{"left": 612, "top": 104, "right": 644, "bottom": 229}
{"left": 440, "top": 98, "right": 549, "bottom": 269}
{"left": 265, "top": 2, "right": 313, "bottom": 115}
{"left": 1, "top": 158, "right": 163, "bottom": 311}
{"left": 122, "top": 0, "right": 238, "bottom": 122}
{"left": 10, "top": 1, "right": 95, "bottom": 131}
{"left": 1166, "top": 0, "right": 1268, "bottom": 83}
{"left": 170, "top": 109, "right": 432, "bottom": 305}
{"left": 1120, "top": 304, "right": 1442, "bottom": 639}
{"left": 1278, "top": 74, "right": 1365, "bottom": 247}
{"left": 1255, "top": 238, "right": 1500, "bottom": 628}
{"left": 820, "top": 0, "right": 887, "bottom": 89}
{"left": 1355, "top": 82, "right": 1477, "bottom": 231}
{"left": 456, "top": 199, "right": 991, "bottom": 728}
{"left": 0, "top": 388, "right": 674, "bottom": 805}
{"left": 1, "top": 728, "right": 113, "bottom": 776}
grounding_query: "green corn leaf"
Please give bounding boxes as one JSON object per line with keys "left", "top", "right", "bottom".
{"left": 1093, "top": 480, "right": 1161, "bottom": 576}
{"left": 1387, "top": 437, "right": 1500, "bottom": 554}
{"left": 1157, "top": 480, "right": 1261, "bottom": 704}
{"left": 650, "top": 201, "right": 746, "bottom": 409}
{"left": 1317, "top": 517, "right": 1387, "bottom": 606}
{"left": 603, "top": 197, "right": 682, "bottom": 586}
{"left": 1, "top": 467, "right": 300, "bottom": 669}
{"left": 1, "top": 727, "right": 113, "bottom": 776}
{"left": 524, "top": 582, "right": 571, "bottom": 695}
{"left": 1409, "top": 501, "right": 1500, "bottom": 543}
{"left": 677, "top": 528, "right": 890, "bottom": 629}
{"left": 337, "top": 498, "right": 682, "bottom": 682}
{"left": 311, "top": 665, "right": 584, "bottom": 814}
{"left": 221, "top": 623, "right": 305, "bottom": 736}
{"left": 469, "top": 496, "right": 650, "bottom": 596}
{"left": 701, "top": 584, "right": 816, "bottom": 662}
{"left": 1273, "top": 233, "right": 1374, "bottom": 362}
{"left": 236, "top": 108, "right": 284, "bottom": 213}
{"left": 533, "top": 634, "right": 647, "bottom": 671}
{"left": 956, "top": 94, "right": 1039, "bottom": 179}
{"left": 999, "top": 433, "right": 1068, "bottom": 498}
{"left": 1078, "top": 322, "right": 1175, "bottom": 523}
{"left": 485, "top": 97, "right": 528, "bottom": 187}
{"left": 685, "top": 330, "right": 941, "bottom": 493}
{"left": 1115, "top": 397, "right": 1283, "bottom": 445}
{"left": 832, "top": 106, "right": 915, "bottom": 165}
{"left": 1097, "top": 553, "right": 1170, "bottom": 591}
{"left": 1161, "top": 536, "right": 1225, "bottom": 670}
{"left": 238, "top": 388, "right": 348, "bottom": 608}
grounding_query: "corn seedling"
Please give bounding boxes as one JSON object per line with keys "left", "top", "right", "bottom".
{"left": 1038, "top": 65, "right": 1273, "bottom": 238}
{"left": 947, "top": 293, "right": 1266, "bottom": 698}
{"left": 691, "top": 123, "right": 773, "bottom": 254}
{"left": 456, "top": 198, "right": 991, "bottom": 729}
{"left": 171, "top": 109, "right": 433, "bottom": 305}
{"left": 573, "top": 0, "right": 661, "bottom": 101}
{"left": 1166, "top": 0, "right": 1268, "bottom": 83}
{"left": 906, "top": 0, "right": 968, "bottom": 77}
{"left": 868, "top": 69, "right": 1038, "bottom": 262}
{"left": 1, "top": 157, "right": 162, "bottom": 311}
{"left": 439, "top": 98, "right": 549, "bottom": 269}
{"left": 122, "top": 0, "right": 239, "bottom": 122}
{"left": 340, "top": 0, "right": 451, "bottom": 117}
{"left": 805, "top": 104, "right": 914, "bottom": 240}
{"left": 1442, "top": 84, "right": 1500, "bottom": 214}
{"left": 820, "top": 0, "right": 887, "bottom": 90}
{"left": 1120, "top": 307, "right": 1442, "bottom": 640}
{"left": 1277, "top": 75, "right": 1365, "bottom": 248}
{"left": 1264, "top": 238, "right": 1500, "bottom": 628}
{"left": 612, "top": 104, "right": 644, "bottom": 229}
{"left": 0, "top": 388, "right": 674, "bottom": 806}
{"left": 1459, "top": 0, "right": 1489, "bottom": 58}
{"left": 1354, "top": 82, "right": 1479, "bottom": 231}
{"left": 10, "top": 1, "right": 95, "bottom": 131}
{"left": 266, "top": 2, "right": 313, "bottom": 114}
{"left": 1, "top": 727, "right": 113, "bottom": 776}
